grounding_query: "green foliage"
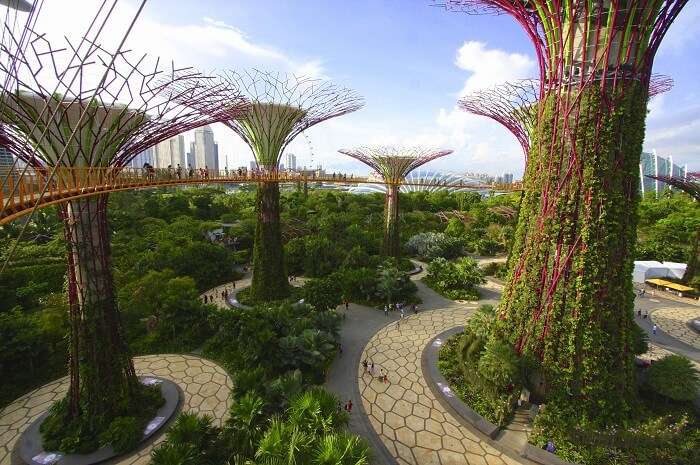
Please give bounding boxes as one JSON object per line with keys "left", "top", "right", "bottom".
{"left": 99, "top": 417, "right": 141, "bottom": 454}
{"left": 438, "top": 332, "right": 517, "bottom": 426}
{"left": 405, "top": 232, "right": 463, "bottom": 260}
{"left": 530, "top": 398, "right": 700, "bottom": 465}
{"left": 424, "top": 257, "right": 485, "bottom": 300}
{"left": 41, "top": 384, "right": 163, "bottom": 454}
{"left": 303, "top": 277, "right": 342, "bottom": 311}
{"left": 477, "top": 338, "right": 521, "bottom": 392}
{"left": 646, "top": 355, "right": 700, "bottom": 402}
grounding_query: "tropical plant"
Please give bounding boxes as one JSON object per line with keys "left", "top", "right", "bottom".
{"left": 646, "top": 355, "right": 700, "bottom": 401}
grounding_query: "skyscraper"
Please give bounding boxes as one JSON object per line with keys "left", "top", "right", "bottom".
{"left": 639, "top": 151, "right": 688, "bottom": 196}
{"left": 154, "top": 134, "right": 185, "bottom": 168}
{"left": 0, "top": 145, "right": 17, "bottom": 195}
{"left": 128, "top": 147, "right": 154, "bottom": 169}
{"left": 286, "top": 152, "right": 297, "bottom": 171}
{"left": 187, "top": 142, "right": 195, "bottom": 168}
{"left": 194, "top": 125, "right": 216, "bottom": 170}
{"left": 214, "top": 142, "right": 220, "bottom": 171}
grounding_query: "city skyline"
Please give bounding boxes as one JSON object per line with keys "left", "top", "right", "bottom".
{"left": 29, "top": 1, "right": 700, "bottom": 178}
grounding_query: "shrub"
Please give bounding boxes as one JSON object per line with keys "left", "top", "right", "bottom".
{"left": 303, "top": 277, "right": 342, "bottom": 311}
{"left": 647, "top": 355, "right": 700, "bottom": 401}
{"left": 405, "top": 232, "right": 463, "bottom": 260}
{"left": 99, "top": 417, "right": 141, "bottom": 454}
{"left": 424, "top": 257, "right": 485, "bottom": 301}
{"left": 477, "top": 338, "right": 521, "bottom": 392}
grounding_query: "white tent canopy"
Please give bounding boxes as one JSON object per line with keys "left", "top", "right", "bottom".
{"left": 633, "top": 260, "right": 687, "bottom": 284}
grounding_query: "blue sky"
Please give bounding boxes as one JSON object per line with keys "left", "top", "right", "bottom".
{"left": 36, "top": 0, "right": 700, "bottom": 176}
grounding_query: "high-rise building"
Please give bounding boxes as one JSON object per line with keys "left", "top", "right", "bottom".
{"left": 502, "top": 172, "right": 514, "bottom": 184}
{"left": 286, "top": 152, "right": 297, "bottom": 171}
{"left": 214, "top": 142, "right": 220, "bottom": 171}
{"left": 0, "top": 145, "right": 17, "bottom": 195}
{"left": 128, "top": 147, "right": 154, "bottom": 169}
{"left": 250, "top": 160, "right": 257, "bottom": 171}
{"left": 639, "top": 151, "right": 687, "bottom": 196}
{"left": 154, "top": 134, "right": 185, "bottom": 168}
{"left": 187, "top": 142, "right": 195, "bottom": 169}
{"left": 194, "top": 125, "right": 216, "bottom": 170}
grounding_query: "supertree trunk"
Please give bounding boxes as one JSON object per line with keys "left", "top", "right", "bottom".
{"left": 498, "top": 82, "right": 648, "bottom": 419}
{"left": 250, "top": 181, "right": 289, "bottom": 300}
{"left": 61, "top": 194, "right": 138, "bottom": 420}
{"left": 683, "top": 228, "right": 699, "bottom": 283}
{"left": 384, "top": 184, "right": 401, "bottom": 258}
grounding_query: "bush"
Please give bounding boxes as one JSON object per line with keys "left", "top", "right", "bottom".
{"left": 424, "top": 257, "right": 485, "bottom": 301}
{"left": 647, "top": 355, "right": 700, "bottom": 401}
{"left": 481, "top": 261, "right": 507, "bottom": 277}
{"left": 99, "top": 417, "right": 141, "bottom": 454}
{"left": 303, "top": 277, "right": 342, "bottom": 311}
{"left": 405, "top": 232, "right": 463, "bottom": 260}
{"left": 477, "top": 338, "right": 521, "bottom": 392}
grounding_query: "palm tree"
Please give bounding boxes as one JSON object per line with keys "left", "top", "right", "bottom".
{"left": 253, "top": 418, "right": 313, "bottom": 465}
{"left": 223, "top": 392, "right": 267, "bottom": 460}
{"left": 287, "top": 387, "right": 347, "bottom": 436}
{"left": 377, "top": 260, "right": 403, "bottom": 306}
{"left": 311, "top": 432, "right": 372, "bottom": 465}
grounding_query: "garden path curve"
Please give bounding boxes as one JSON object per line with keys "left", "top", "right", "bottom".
{"left": 0, "top": 354, "right": 233, "bottom": 465}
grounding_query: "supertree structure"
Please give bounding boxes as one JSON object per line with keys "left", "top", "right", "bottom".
{"left": 647, "top": 172, "right": 699, "bottom": 284}
{"left": 459, "top": 74, "right": 672, "bottom": 162}
{"left": 0, "top": 31, "right": 245, "bottom": 431}
{"left": 174, "top": 70, "right": 364, "bottom": 301}
{"left": 339, "top": 146, "right": 453, "bottom": 257}
{"left": 441, "top": 0, "right": 689, "bottom": 420}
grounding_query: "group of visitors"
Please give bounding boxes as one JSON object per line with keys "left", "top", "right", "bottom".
{"left": 383, "top": 302, "right": 417, "bottom": 318}
{"left": 362, "top": 358, "right": 389, "bottom": 383}
{"left": 201, "top": 281, "right": 237, "bottom": 305}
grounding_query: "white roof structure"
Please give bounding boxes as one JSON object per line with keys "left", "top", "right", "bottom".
{"left": 632, "top": 261, "right": 687, "bottom": 284}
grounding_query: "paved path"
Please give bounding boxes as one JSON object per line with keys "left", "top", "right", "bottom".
{"left": 650, "top": 307, "right": 700, "bottom": 351}
{"left": 0, "top": 355, "right": 233, "bottom": 465}
{"left": 325, "top": 261, "right": 526, "bottom": 465}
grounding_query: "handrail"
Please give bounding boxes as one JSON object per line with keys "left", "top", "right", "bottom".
{"left": 0, "top": 166, "right": 522, "bottom": 225}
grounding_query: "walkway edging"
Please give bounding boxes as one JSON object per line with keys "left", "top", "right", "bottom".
{"left": 422, "top": 328, "right": 580, "bottom": 465}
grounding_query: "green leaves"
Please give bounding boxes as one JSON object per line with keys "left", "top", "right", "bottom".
{"left": 646, "top": 355, "right": 700, "bottom": 402}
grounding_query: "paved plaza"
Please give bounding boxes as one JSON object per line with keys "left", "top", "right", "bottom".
{"left": 359, "top": 308, "right": 523, "bottom": 465}
{"left": 0, "top": 355, "right": 233, "bottom": 465}
{"left": 651, "top": 307, "right": 700, "bottom": 350}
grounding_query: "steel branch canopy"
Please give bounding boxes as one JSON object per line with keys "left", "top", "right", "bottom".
{"left": 338, "top": 146, "right": 454, "bottom": 185}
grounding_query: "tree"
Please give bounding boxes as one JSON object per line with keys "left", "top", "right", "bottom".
{"left": 377, "top": 260, "right": 404, "bottom": 305}
{"left": 303, "top": 277, "right": 342, "bottom": 311}
{"left": 646, "top": 355, "right": 700, "bottom": 402}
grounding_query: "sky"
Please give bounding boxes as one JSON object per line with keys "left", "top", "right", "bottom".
{"left": 20, "top": 0, "right": 700, "bottom": 177}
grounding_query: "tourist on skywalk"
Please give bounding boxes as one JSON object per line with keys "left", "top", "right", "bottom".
{"left": 188, "top": 164, "right": 194, "bottom": 178}
{"left": 204, "top": 166, "right": 209, "bottom": 179}
{"left": 176, "top": 164, "right": 182, "bottom": 179}
{"left": 167, "top": 165, "right": 174, "bottom": 179}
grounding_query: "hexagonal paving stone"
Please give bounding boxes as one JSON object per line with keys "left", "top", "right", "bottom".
{"left": 0, "top": 354, "right": 232, "bottom": 465}
{"left": 357, "top": 308, "right": 528, "bottom": 465}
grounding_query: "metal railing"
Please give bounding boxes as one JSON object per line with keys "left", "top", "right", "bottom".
{"left": 0, "top": 166, "right": 520, "bottom": 225}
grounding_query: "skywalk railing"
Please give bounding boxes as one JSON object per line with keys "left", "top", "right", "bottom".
{"left": 0, "top": 166, "right": 519, "bottom": 225}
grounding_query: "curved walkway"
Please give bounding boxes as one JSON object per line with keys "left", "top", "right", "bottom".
{"left": 0, "top": 354, "right": 233, "bottom": 465}
{"left": 327, "top": 258, "right": 700, "bottom": 465}
{"left": 650, "top": 307, "right": 700, "bottom": 350}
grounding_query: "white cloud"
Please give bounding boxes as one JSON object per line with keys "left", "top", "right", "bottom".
{"left": 455, "top": 41, "right": 535, "bottom": 96}
{"left": 658, "top": 1, "right": 700, "bottom": 55}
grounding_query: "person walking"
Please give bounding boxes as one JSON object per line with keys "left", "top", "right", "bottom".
{"left": 384, "top": 305, "right": 389, "bottom": 317}
{"left": 652, "top": 324, "right": 657, "bottom": 335}
{"left": 345, "top": 399, "right": 353, "bottom": 413}
{"left": 369, "top": 361, "right": 375, "bottom": 377}
{"left": 344, "top": 299, "right": 349, "bottom": 311}
{"left": 362, "top": 359, "right": 368, "bottom": 374}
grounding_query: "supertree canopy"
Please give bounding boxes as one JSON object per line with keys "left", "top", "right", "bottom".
{"left": 0, "top": 30, "right": 245, "bottom": 433}
{"left": 339, "top": 146, "right": 453, "bottom": 257}
{"left": 442, "top": 0, "right": 689, "bottom": 421}
{"left": 178, "top": 70, "right": 364, "bottom": 301}
{"left": 459, "top": 74, "right": 672, "bottom": 162}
